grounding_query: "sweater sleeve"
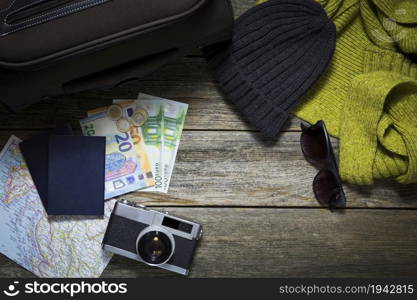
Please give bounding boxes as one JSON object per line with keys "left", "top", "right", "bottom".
{"left": 338, "top": 70, "right": 417, "bottom": 185}
{"left": 338, "top": 47, "right": 417, "bottom": 185}
{"left": 362, "top": 0, "right": 417, "bottom": 54}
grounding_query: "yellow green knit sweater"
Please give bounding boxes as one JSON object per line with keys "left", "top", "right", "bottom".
{"left": 258, "top": 0, "right": 417, "bottom": 185}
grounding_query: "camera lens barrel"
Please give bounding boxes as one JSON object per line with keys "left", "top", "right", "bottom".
{"left": 136, "top": 227, "right": 175, "bottom": 266}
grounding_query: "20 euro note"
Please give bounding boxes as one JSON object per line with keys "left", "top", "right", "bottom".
{"left": 80, "top": 112, "right": 152, "bottom": 199}
{"left": 114, "top": 98, "right": 165, "bottom": 192}
{"left": 88, "top": 102, "right": 155, "bottom": 187}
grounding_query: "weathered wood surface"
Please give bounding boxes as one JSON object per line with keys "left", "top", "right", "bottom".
{"left": 1, "top": 0, "right": 417, "bottom": 279}
{"left": 1, "top": 208, "right": 417, "bottom": 278}
{"left": 0, "top": 58, "right": 300, "bottom": 132}
{"left": 0, "top": 60, "right": 416, "bottom": 207}
{"left": 1, "top": 131, "right": 415, "bottom": 208}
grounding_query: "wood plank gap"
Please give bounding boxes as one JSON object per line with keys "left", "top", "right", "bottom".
{"left": 0, "top": 128, "right": 303, "bottom": 133}
{"left": 145, "top": 205, "right": 417, "bottom": 210}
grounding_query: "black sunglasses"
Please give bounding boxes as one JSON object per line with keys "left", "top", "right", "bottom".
{"left": 300, "top": 120, "right": 346, "bottom": 209}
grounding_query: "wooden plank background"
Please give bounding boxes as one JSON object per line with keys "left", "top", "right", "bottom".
{"left": 0, "top": 0, "right": 416, "bottom": 278}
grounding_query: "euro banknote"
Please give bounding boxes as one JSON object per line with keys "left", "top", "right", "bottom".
{"left": 116, "top": 94, "right": 188, "bottom": 193}
{"left": 88, "top": 102, "right": 155, "bottom": 187}
{"left": 159, "top": 97, "right": 188, "bottom": 193}
{"left": 80, "top": 111, "right": 153, "bottom": 199}
{"left": 135, "top": 94, "right": 188, "bottom": 193}
{"left": 114, "top": 98, "right": 165, "bottom": 192}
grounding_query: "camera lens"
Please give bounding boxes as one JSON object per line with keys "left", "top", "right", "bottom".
{"left": 137, "top": 230, "right": 173, "bottom": 265}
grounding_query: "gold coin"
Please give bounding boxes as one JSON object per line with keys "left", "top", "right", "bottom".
{"left": 106, "top": 104, "right": 123, "bottom": 121}
{"left": 116, "top": 117, "right": 131, "bottom": 133}
{"left": 131, "top": 109, "right": 149, "bottom": 127}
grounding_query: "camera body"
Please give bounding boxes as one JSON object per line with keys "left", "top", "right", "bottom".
{"left": 102, "top": 200, "right": 202, "bottom": 275}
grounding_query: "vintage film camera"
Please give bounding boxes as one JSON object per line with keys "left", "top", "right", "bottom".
{"left": 102, "top": 200, "right": 203, "bottom": 275}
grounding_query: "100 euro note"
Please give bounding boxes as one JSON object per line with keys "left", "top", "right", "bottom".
{"left": 136, "top": 93, "right": 188, "bottom": 193}
{"left": 80, "top": 112, "right": 153, "bottom": 199}
{"left": 115, "top": 98, "right": 165, "bottom": 192}
{"left": 88, "top": 102, "right": 155, "bottom": 187}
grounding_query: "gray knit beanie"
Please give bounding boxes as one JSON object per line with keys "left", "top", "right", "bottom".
{"left": 208, "top": 0, "right": 336, "bottom": 137}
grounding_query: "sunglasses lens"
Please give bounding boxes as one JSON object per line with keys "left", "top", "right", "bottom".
{"left": 313, "top": 169, "right": 346, "bottom": 208}
{"left": 301, "top": 126, "right": 328, "bottom": 163}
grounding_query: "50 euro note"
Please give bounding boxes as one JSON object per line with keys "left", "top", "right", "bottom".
{"left": 136, "top": 93, "right": 188, "bottom": 193}
{"left": 114, "top": 98, "right": 165, "bottom": 193}
{"left": 88, "top": 102, "right": 155, "bottom": 187}
{"left": 80, "top": 112, "right": 153, "bottom": 199}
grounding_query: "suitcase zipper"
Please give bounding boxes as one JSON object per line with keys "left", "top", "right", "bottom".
{"left": 0, "top": 0, "right": 210, "bottom": 68}
{"left": 6, "top": 0, "right": 76, "bottom": 25}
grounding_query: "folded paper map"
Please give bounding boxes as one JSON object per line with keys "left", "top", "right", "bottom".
{"left": 0, "top": 136, "right": 114, "bottom": 278}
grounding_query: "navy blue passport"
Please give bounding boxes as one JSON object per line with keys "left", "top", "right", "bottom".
{"left": 19, "top": 135, "right": 106, "bottom": 216}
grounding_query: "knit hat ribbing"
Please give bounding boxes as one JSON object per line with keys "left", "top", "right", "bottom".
{"left": 209, "top": 0, "right": 336, "bottom": 137}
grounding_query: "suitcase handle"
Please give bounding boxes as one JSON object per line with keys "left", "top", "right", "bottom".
{"left": 63, "top": 49, "right": 180, "bottom": 93}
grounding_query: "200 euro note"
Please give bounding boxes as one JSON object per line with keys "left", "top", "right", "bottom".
{"left": 115, "top": 98, "right": 165, "bottom": 192}
{"left": 88, "top": 102, "right": 155, "bottom": 187}
{"left": 80, "top": 112, "right": 152, "bottom": 199}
